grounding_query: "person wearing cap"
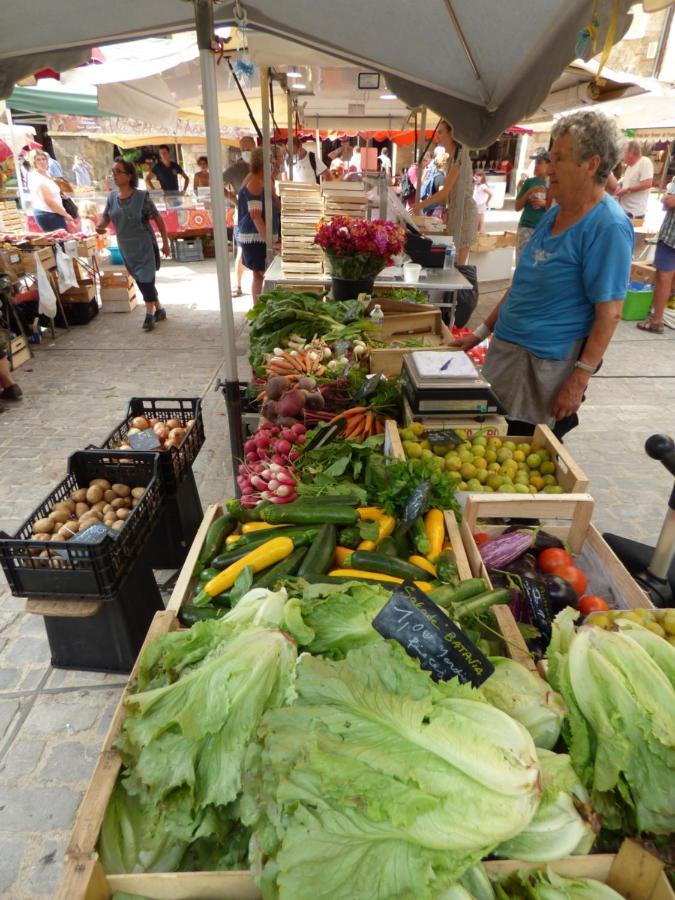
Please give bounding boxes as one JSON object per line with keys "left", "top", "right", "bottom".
{"left": 514, "top": 150, "right": 551, "bottom": 262}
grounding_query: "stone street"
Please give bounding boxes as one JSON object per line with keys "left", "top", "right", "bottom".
{"left": 1, "top": 249, "right": 674, "bottom": 896}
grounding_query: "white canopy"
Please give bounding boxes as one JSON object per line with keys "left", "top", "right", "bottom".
{"left": 0, "top": 0, "right": 634, "bottom": 147}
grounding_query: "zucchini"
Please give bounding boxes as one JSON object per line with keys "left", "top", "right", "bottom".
{"left": 211, "top": 527, "right": 320, "bottom": 568}
{"left": 199, "top": 515, "right": 236, "bottom": 566}
{"left": 261, "top": 501, "right": 358, "bottom": 527}
{"left": 199, "top": 567, "right": 220, "bottom": 585}
{"left": 298, "top": 524, "right": 337, "bottom": 577}
{"left": 254, "top": 546, "right": 308, "bottom": 589}
{"left": 295, "top": 574, "right": 398, "bottom": 589}
{"left": 429, "top": 578, "right": 488, "bottom": 610}
{"left": 225, "top": 499, "right": 271, "bottom": 522}
{"left": 436, "top": 549, "right": 458, "bottom": 584}
{"left": 178, "top": 605, "right": 226, "bottom": 626}
{"left": 338, "top": 526, "right": 361, "bottom": 549}
{"left": 392, "top": 523, "right": 414, "bottom": 558}
{"left": 376, "top": 537, "right": 398, "bottom": 558}
{"left": 453, "top": 589, "right": 511, "bottom": 620}
{"left": 347, "top": 550, "right": 432, "bottom": 582}
{"left": 413, "top": 517, "right": 432, "bottom": 556}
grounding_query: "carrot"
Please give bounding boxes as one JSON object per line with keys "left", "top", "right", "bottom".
{"left": 329, "top": 406, "right": 367, "bottom": 424}
{"left": 255, "top": 389, "right": 267, "bottom": 402}
{"left": 362, "top": 411, "right": 374, "bottom": 439}
{"left": 374, "top": 418, "right": 385, "bottom": 435}
{"left": 344, "top": 415, "right": 366, "bottom": 439}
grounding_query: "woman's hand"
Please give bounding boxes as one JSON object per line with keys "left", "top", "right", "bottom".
{"left": 412, "top": 201, "right": 423, "bottom": 215}
{"left": 551, "top": 370, "right": 588, "bottom": 420}
{"left": 452, "top": 332, "right": 482, "bottom": 351}
{"left": 161, "top": 238, "right": 171, "bottom": 257}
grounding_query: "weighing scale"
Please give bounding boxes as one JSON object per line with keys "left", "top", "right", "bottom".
{"left": 400, "top": 351, "right": 503, "bottom": 416}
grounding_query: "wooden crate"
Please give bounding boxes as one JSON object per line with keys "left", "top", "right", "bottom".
{"left": 402, "top": 396, "right": 509, "bottom": 438}
{"left": 62, "top": 280, "right": 96, "bottom": 303}
{"left": 8, "top": 334, "right": 31, "bottom": 370}
{"left": 631, "top": 261, "right": 656, "bottom": 285}
{"left": 0, "top": 246, "right": 23, "bottom": 280}
{"left": 368, "top": 323, "right": 454, "bottom": 376}
{"left": 77, "top": 236, "right": 98, "bottom": 258}
{"left": 99, "top": 269, "right": 132, "bottom": 290}
{"left": 363, "top": 297, "right": 441, "bottom": 341}
{"left": 20, "top": 246, "right": 56, "bottom": 273}
{"left": 386, "top": 420, "right": 589, "bottom": 494}
{"left": 0, "top": 201, "right": 27, "bottom": 234}
{"left": 461, "top": 493, "right": 652, "bottom": 610}
{"left": 470, "top": 230, "right": 517, "bottom": 253}
{"left": 101, "top": 290, "right": 137, "bottom": 313}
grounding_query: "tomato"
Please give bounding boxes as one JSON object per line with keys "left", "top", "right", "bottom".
{"left": 538, "top": 547, "right": 573, "bottom": 574}
{"left": 579, "top": 594, "right": 609, "bottom": 616}
{"left": 551, "top": 564, "right": 588, "bottom": 597}
{"left": 474, "top": 532, "right": 491, "bottom": 546}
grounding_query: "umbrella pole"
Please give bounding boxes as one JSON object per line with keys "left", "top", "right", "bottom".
{"left": 286, "top": 90, "right": 294, "bottom": 182}
{"left": 194, "top": 0, "right": 244, "bottom": 470}
{"left": 261, "top": 65, "right": 274, "bottom": 260}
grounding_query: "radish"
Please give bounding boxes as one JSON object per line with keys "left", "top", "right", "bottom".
{"left": 276, "top": 439, "right": 292, "bottom": 455}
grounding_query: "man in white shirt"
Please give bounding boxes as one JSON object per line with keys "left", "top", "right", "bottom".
{"left": 616, "top": 140, "right": 653, "bottom": 220}
{"left": 379, "top": 147, "right": 392, "bottom": 180}
{"left": 285, "top": 137, "right": 326, "bottom": 184}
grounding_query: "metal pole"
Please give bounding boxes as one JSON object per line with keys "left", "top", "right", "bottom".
{"left": 260, "top": 65, "right": 274, "bottom": 261}
{"left": 418, "top": 107, "right": 427, "bottom": 165}
{"left": 194, "top": 0, "right": 243, "bottom": 466}
{"left": 450, "top": 144, "right": 471, "bottom": 256}
{"left": 286, "top": 90, "right": 294, "bottom": 181}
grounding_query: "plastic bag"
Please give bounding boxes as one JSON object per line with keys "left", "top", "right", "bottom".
{"left": 55, "top": 244, "right": 79, "bottom": 292}
{"left": 35, "top": 257, "right": 57, "bottom": 318}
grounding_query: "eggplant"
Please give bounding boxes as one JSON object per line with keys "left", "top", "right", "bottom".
{"left": 504, "top": 525, "right": 565, "bottom": 552}
{"left": 503, "top": 552, "right": 538, "bottom": 579}
{"left": 544, "top": 574, "right": 579, "bottom": 613}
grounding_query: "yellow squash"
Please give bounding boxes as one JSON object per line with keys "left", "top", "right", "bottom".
{"left": 329, "top": 569, "right": 433, "bottom": 592}
{"left": 423, "top": 509, "right": 445, "bottom": 560}
{"left": 205, "top": 536, "right": 294, "bottom": 596}
{"left": 357, "top": 514, "right": 396, "bottom": 551}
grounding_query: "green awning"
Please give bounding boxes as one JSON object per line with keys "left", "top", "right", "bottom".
{"left": 7, "top": 86, "right": 108, "bottom": 117}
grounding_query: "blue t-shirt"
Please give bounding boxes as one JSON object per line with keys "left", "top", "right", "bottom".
{"left": 495, "top": 195, "right": 633, "bottom": 360}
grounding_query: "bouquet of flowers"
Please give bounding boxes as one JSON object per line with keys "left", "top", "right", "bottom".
{"left": 314, "top": 217, "right": 406, "bottom": 280}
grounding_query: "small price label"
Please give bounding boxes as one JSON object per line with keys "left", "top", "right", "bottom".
{"left": 521, "top": 576, "right": 553, "bottom": 644}
{"left": 354, "top": 373, "right": 386, "bottom": 403}
{"left": 373, "top": 582, "right": 494, "bottom": 686}
{"left": 52, "top": 522, "right": 117, "bottom": 559}
{"left": 129, "top": 430, "right": 161, "bottom": 450}
{"left": 425, "top": 429, "right": 463, "bottom": 446}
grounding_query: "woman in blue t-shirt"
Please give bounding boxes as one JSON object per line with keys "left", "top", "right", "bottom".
{"left": 456, "top": 111, "right": 633, "bottom": 439}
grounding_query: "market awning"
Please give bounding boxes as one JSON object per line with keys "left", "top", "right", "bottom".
{"left": 7, "top": 85, "right": 110, "bottom": 117}
{"left": 0, "top": 0, "right": 634, "bottom": 147}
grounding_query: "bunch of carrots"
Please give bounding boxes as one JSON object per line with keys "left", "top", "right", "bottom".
{"left": 329, "top": 406, "right": 385, "bottom": 442}
{"left": 265, "top": 350, "right": 326, "bottom": 378}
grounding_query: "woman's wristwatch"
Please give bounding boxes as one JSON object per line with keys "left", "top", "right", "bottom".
{"left": 574, "top": 359, "right": 599, "bottom": 375}
{"left": 473, "top": 323, "right": 491, "bottom": 340}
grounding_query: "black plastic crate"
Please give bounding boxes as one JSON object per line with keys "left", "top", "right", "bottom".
{"left": 56, "top": 297, "right": 99, "bottom": 326}
{"left": 0, "top": 451, "right": 163, "bottom": 601}
{"left": 97, "top": 397, "right": 205, "bottom": 494}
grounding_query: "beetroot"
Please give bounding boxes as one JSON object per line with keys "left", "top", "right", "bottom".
{"left": 266, "top": 376, "right": 289, "bottom": 400}
{"left": 277, "top": 390, "right": 306, "bottom": 418}
{"left": 261, "top": 399, "right": 278, "bottom": 421}
{"left": 305, "top": 391, "right": 326, "bottom": 410}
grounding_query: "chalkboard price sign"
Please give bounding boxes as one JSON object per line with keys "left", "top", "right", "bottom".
{"left": 425, "top": 429, "right": 463, "bottom": 446}
{"left": 372, "top": 581, "right": 494, "bottom": 686}
{"left": 129, "top": 429, "right": 161, "bottom": 450}
{"left": 521, "top": 576, "right": 553, "bottom": 644}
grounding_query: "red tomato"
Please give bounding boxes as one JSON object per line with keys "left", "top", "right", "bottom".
{"left": 538, "top": 547, "right": 573, "bottom": 574}
{"left": 579, "top": 595, "right": 609, "bottom": 615}
{"left": 474, "top": 532, "right": 491, "bottom": 546}
{"left": 551, "top": 564, "right": 588, "bottom": 597}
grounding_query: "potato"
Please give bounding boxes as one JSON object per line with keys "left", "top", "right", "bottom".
{"left": 165, "top": 417, "right": 182, "bottom": 430}
{"left": 131, "top": 487, "right": 145, "bottom": 499}
{"left": 111, "top": 519, "right": 125, "bottom": 532}
{"left": 131, "top": 498, "right": 139, "bottom": 507}
{"left": 116, "top": 508, "right": 130, "bottom": 521}
{"left": 123, "top": 497, "right": 132, "bottom": 508}
{"left": 71, "top": 488, "right": 88, "bottom": 503}
{"left": 62, "top": 520, "right": 80, "bottom": 536}
{"left": 112, "top": 483, "right": 131, "bottom": 498}
{"left": 53, "top": 500, "right": 75, "bottom": 515}
{"left": 50, "top": 509, "right": 70, "bottom": 525}
{"left": 90, "top": 479, "right": 111, "bottom": 491}
{"left": 75, "top": 502, "right": 90, "bottom": 518}
{"left": 86, "top": 485, "right": 104, "bottom": 504}
{"left": 111, "top": 497, "right": 126, "bottom": 510}
{"left": 34, "top": 517, "right": 55, "bottom": 534}
{"left": 131, "top": 416, "right": 150, "bottom": 430}
{"left": 91, "top": 500, "right": 107, "bottom": 513}
{"left": 103, "top": 515, "right": 117, "bottom": 526}
{"left": 103, "top": 489, "right": 116, "bottom": 504}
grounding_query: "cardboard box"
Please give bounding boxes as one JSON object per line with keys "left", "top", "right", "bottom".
{"left": 100, "top": 269, "right": 132, "bottom": 290}
{"left": 20, "top": 246, "right": 55, "bottom": 273}
{"left": 101, "top": 290, "right": 137, "bottom": 313}
{"left": 8, "top": 335, "right": 31, "bottom": 370}
{"left": 62, "top": 280, "right": 96, "bottom": 303}
{"left": 470, "top": 231, "right": 517, "bottom": 252}
{"left": 101, "top": 285, "right": 136, "bottom": 303}
{"left": 0, "top": 247, "right": 23, "bottom": 280}
{"left": 631, "top": 261, "right": 656, "bottom": 285}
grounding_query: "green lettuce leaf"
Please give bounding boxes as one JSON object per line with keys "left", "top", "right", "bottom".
{"left": 242, "top": 641, "right": 541, "bottom": 899}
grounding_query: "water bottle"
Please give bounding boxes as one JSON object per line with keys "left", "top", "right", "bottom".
{"left": 443, "top": 238, "right": 456, "bottom": 270}
{"left": 369, "top": 303, "right": 385, "bottom": 336}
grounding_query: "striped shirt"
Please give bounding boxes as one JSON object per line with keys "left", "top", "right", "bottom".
{"left": 658, "top": 206, "right": 675, "bottom": 249}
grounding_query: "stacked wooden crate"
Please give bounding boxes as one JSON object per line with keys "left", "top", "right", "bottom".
{"left": 0, "top": 201, "right": 27, "bottom": 235}
{"left": 279, "top": 183, "right": 324, "bottom": 277}
{"left": 321, "top": 180, "right": 369, "bottom": 221}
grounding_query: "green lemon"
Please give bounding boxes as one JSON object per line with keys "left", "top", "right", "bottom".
{"left": 497, "top": 483, "right": 515, "bottom": 493}
{"left": 540, "top": 461, "right": 556, "bottom": 475}
{"left": 459, "top": 449, "right": 474, "bottom": 463}
{"left": 420, "top": 448, "right": 433, "bottom": 460}
{"left": 475, "top": 468, "right": 489, "bottom": 484}
{"left": 486, "top": 474, "right": 503, "bottom": 490}
{"left": 519, "top": 443, "right": 531, "bottom": 457}
{"left": 543, "top": 474, "right": 557, "bottom": 486}
{"left": 403, "top": 441, "right": 422, "bottom": 458}
{"left": 503, "top": 441, "right": 517, "bottom": 452}
{"left": 472, "top": 436, "right": 488, "bottom": 447}
{"left": 445, "top": 455, "right": 462, "bottom": 472}
{"left": 400, "top": 428, "right": 416, "bottom": 442}
{"left": 512, "top": 450, "right": 526, "bottom": 463}
{"left": 410, "top": 421, "right": 424, "bottom": 436}
{"left": 488, "top": 462, "right": 501, "bottom": 473}
{"left": 460, "top": 462, "right": 477, "bottom": 479}
{"left": 458, "top": 481, "right": 468, "bottom": 491}
{"left": 542, "top": 485, "right": 563, "bottom": 494}
{"left": 472, "top": 444, "right": 486, "bottom": 458}
{"left": 474, "top": 457, "right": 488, "bottom": 471}
{"left": 526, "top": 453, "right": 542, "bottom": 469}
{"left": 514, "top": 483, "right": 530, "bottom": 494}
{"left": 419, "top": 439, "right": 431, "bottom": 451}
{"left": 466, "top": 478, "right": 483, "bottom": 492}
{"left": 447, "top": 470, "right": 462, "bottom": 482}
{"left": 497, "top": 448, "right": 513, "bottom": 463}
{"left": 485, "top": 449, "right": 497, "bottom": 464}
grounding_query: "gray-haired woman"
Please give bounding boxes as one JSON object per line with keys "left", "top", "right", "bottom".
{"left": 455, "top": 111, "right": 633, "bottom": 439}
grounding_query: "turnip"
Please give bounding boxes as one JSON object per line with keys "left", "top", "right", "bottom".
{"left": 296, "top": 376, "right": 317, "bottom": 391}
{"left": 266, "top": 376, "right": 289, "bottom": 400}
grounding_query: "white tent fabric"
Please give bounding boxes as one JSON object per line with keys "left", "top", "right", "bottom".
{"left": 0, "top": 0, "right": 634, "bottom": 147}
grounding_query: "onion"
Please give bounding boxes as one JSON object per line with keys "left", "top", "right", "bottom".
{"left": 154, "top": 426, "right": 170, "bottom": 442}
{"left": 131, "top": 416, "right": 150, "bottom": 430}
{"left": 148, "top": 418, "right": 161, "bottom": 427}
{"left": 166, "top": 418, "right": 182, "bottom": 430}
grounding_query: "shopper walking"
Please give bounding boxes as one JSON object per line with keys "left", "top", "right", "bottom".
{"left": 285, "top": 136, "right": 326, "bottom": 184}
{"left": 224, "top": 135, "right": 256, "bottom": 297}
{"left": 147, "top": 144, "right": 189, "bottom": 194}
{"left": 237, "top": 148, "right": 279, "bottom": 305}
{"left": 413, "top": 121, "right": 478, "bottom": 265}
{"left": 378, "top": 147, "right": 392, "bottom": 180}
{"left": 515, "top": 151, "right": 550, "bottom": 262}
{"left": 473, "top": 171, "right": 493, "bottom": 234}
{"left": 637, "top": 188, "right": 675, "bottom": 334}
{"left": 97, "top": 158, "right": 171, "bottom": 332}
{"left": 418, "top": 151, "right": 448, "bottom": 219}
{"left": 27, "top": 149, "right": 74, "bottom": 232}
{"left": 615, "top": 140, "right": 653, "bottom": 223}
{"left": 72, "top": 155, "right": 93, "bottom": 187}
{"left": 454, "top": 111, "right": 633, "bottom": 439}
{"left": 193, "top": 156, "right": 210, "bottom": 192}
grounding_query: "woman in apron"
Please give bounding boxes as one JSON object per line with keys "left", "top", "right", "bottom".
{"left": 454, "top": 111, "right": 633, "bottom": 440}
{"left": 97, "top": 158, "right": 171, "bottom": 332}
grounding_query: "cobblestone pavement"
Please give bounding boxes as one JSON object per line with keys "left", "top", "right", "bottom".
{"left": 1, "top": 259, "right": 674, "bottom": 897}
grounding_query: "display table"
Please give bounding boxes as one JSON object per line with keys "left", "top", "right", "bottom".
{"left": 263, "top": 256, "right": 472, "bottom": 328}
